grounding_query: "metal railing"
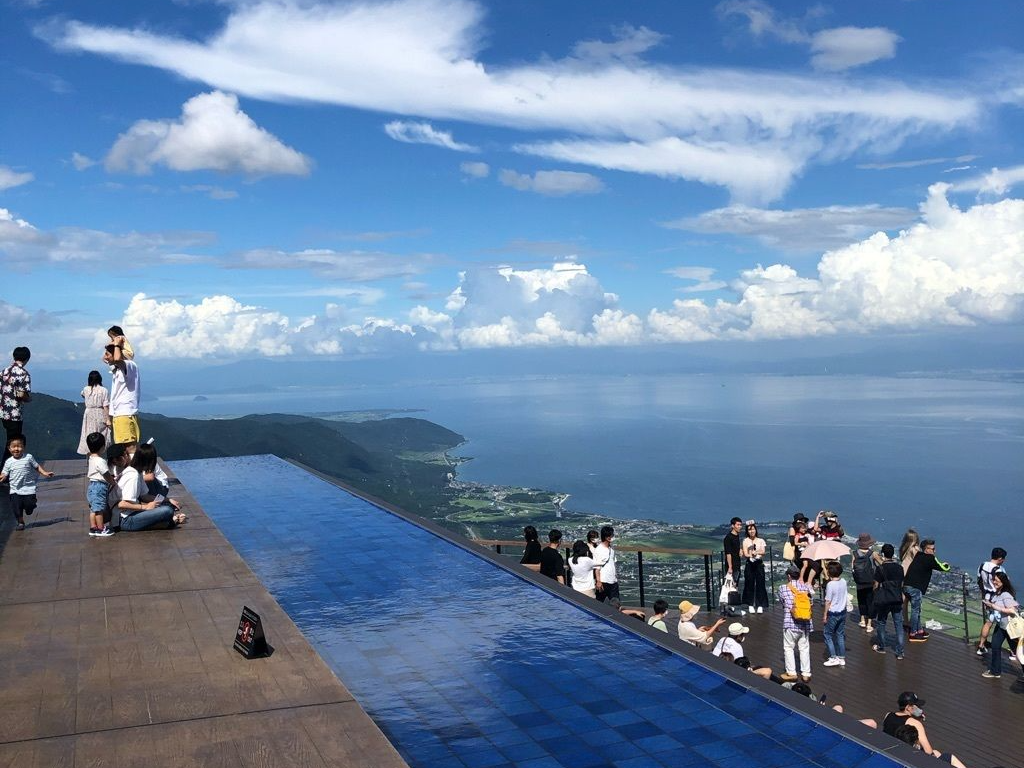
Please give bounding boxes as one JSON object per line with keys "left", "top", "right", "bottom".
{"left": 472, "top": 539, "right": 715, "bottom": 609}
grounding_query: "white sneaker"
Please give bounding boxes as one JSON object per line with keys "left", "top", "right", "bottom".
{"left": 838, "top": 658, "right": 846, "bottom": 666}
{"left": 823, "top": 658, "right": 841, "bottom": 667}
{"left": 756, "top": 606, "right": 764, "bottom": 614}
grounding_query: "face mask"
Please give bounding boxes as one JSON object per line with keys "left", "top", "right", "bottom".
{"left": 911, "top": 706, "right": 924, "bottom": 718}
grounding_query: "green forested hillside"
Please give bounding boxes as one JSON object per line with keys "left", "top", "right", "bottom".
{"left": 20, "top": 393, "right": 464, "bottom": 516}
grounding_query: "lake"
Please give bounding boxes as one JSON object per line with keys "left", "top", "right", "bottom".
{"left": 150, "top": 374, "right": 1024, "bottom": 570}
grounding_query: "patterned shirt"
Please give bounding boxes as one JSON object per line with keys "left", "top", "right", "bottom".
{"left": 779, "top": 580, "right": 815, "bottom": 632}
{"left": 0, "top": 363, "right": 30, "bottom": 421}
{"left": 2, "top": 454, "right": 41, "bottom": 495}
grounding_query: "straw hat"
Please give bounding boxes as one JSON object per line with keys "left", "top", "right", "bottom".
{"left": 678, "top": 600, "right": 700, "bottom": 621}
{"left": 856, "top": 532, "right": 876, "bottom": 549}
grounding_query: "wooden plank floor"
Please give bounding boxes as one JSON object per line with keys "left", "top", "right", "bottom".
{"left": 673, "top": 601, "right": 1024, "bottom": 768}
{"left": 0, "top": 460, "right": 407, "bottom": 768}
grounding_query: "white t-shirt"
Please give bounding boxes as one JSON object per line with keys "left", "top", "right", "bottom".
{"left": 979, "top": 561, "right": 1005, "bottom": 597}
{"left": 743, "top": 537, "right": 766, "bottom": 562}
{"left": 87, "top": 455, "right": 109, "bottom": 482}
{"left": 109, "top": 360, "right": 141, "bottom": 417}
{"left": 569, "top": 556, "right": 597, "bottom": 592}
{"left": 116, "top": 466, "right": 147, "bottom": 505}
{"left": 713, "top": 636, "right": 744, "bottom": 658}
{"left": 593, "top": 543, "right": 617, "bottom": 584}
{"left": 825, "top": 577, "right": 848, "bottom": 611}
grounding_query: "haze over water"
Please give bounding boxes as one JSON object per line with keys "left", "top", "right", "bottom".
{"left": 155, "top": 374, "right": 1024, "bottom": 570}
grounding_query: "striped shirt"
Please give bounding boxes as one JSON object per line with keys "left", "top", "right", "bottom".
{"left": 2, "top": 454, "right": 41, "bottom": 495}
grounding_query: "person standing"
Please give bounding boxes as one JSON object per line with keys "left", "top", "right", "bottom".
{"left": 103, "top": 342, "right": 141, "bottom": 450}
{"left": 519, "top": 525, "right": 542, "bottom": 572}
{"left": 982, "top": 571, "right": 1018, "bottom": 680}
{"left": 539, "top": 529, "right": 566, "bottom": 584}
{"left": 568, "top": 540, "right": 599, "bottom": 598}
{"left": 593, "top": 525, "right": 619, "bottom": 603}
{"left": 852, "top": 533, "right": 881, "bottom": 634}
{"left": 77, "top": 370, "right": 112, "bottom": 455}
{"left": 779, "top": 567, "right": 814, "bottom": 682}
{"left": 723, "top": 516, "right": 743, "bottom": 584}
{"left": 976, "top": 547, "right": 1008, "bottom": 656}
{"left": 741, "top": 522, "right": 768, "bottom": 613}
{"left": 872, "top": 543, "right": 906, "bottom": 660}
{"left": 822, "top": 561, "right": 848, "bottom": 667}
{"left": 903, "top": 539, "right": 951, "bottom": 642}
{"left": 1, "top": 346, "right": 32, "bottom": 469}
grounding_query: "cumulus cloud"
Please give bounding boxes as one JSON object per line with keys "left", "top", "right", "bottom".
{"left": 384, "top": 120, "right": 478, "bottom": 152}
{"left": 498, "top": 169, "right": 605, "bottom": 196}
{"left": 0, "top": 299, "right": 60, "bottom": 333}
{"left": 954, "top": 165, "right": 1024, "bottom": 197}
{"left": 719, "top": 1, "right": 900, "bottom": 72}
{"left": 70, "top": 152, "right": 97, "bottom": 170}
{"left": 666, "top": 202, "right": 915, "bottom": 252}
{"left": 51, "top": 0, "right": 973, "bottom": 202}
{"left": 460, "top": 161, "right": 490, "bottom": 178}
{"left": 0, "top": 166, "right": 34, "bottom": 191}
{"left": 105, "top": 91, "right": 311, "bottom": 176}
{"left": 809, "top": 27, "right": 900, "bottom": 72}
{"left": 233, "top": 247, "right": 431, "bottom": 281}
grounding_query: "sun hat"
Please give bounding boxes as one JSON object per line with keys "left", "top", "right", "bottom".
{"left": 678, "top": 600, "right": 700, "bottom": 621}
{"left": 793, "top": 512, "right": 808, "bottom": 522}
{"left": 856, "top": 532, "right": 876, "bottom": 548}
{"left": 728, "top": 622, "right": 750, "bottom": 637}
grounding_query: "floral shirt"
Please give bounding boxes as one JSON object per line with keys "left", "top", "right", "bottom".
{"left": 0, "top": 363, "right": 30, "bottom": 421}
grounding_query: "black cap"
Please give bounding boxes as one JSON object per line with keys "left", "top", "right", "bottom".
{"left": 898, "top": 692, "right": 924, "bottom": 708}
{"left": 793, "top": 512, "right": 808, "bottom": 522}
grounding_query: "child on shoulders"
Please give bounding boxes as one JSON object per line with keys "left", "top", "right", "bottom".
{"left": 107, "top": 325, "right": 135, "bottom": 360}
{"left": 0, "top": 435, "right": 55, "bottom": 530}
{"left": 85, "top": 431, "right": 115, "bottom": 537}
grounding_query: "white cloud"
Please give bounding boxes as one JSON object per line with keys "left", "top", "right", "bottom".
{"left": 572, "top": 25, "right": 665, "bottom": 62}
{"left": 716, "top": 0, "right": 810, "bottom": 44}
{"left": 0, "top": 300, "right": 60, "bottom": 333}
{"left": 384, "top": 120, "right": 478, "bottom": 152}
{"left": 664, "top": 266, "right": 728, "bottom": 293}
{"left": 0, "top": 166, "right": 34, "bottom": 191}
{"left": 233, "top": 247, "right": 431, "bottom": 281}
{"left": 181, "top": 184, "right": 239, "bottom": 200}
{"left": 857, "top": 154, "right": 977, "bottom": 171}
{"left": 809, "top": 27, "right": 900, "bottom": 72}
{"left": 70, "top": 152, "right": 96, "bottom": 171}
{"left": 0, "top": 208, "right": 47, "bottom": 247}
{"left": 51, "top": 0, "right": 973, "bottom": 203}
{"left": 105, "top": 91, "right": 311, "bottom": 177}
{"left": 460, "top": 161, "right": 490, "bottom": 178}
{"left": 666, "top": 202, "right": 915, "bottom": 252}
{"left": 498, "top": 169, "right": 605, "bottom": 196}
{"left": 954, "top": 165, "right": 1024, "bottom": 197}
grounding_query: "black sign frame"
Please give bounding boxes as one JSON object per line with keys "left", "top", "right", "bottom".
{"left": 233, "top": 605, "right": 273, "bottom": 659}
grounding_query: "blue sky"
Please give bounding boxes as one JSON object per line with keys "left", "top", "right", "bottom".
{"left": 1, "top": 0, "right": 1023, "bottom": 365}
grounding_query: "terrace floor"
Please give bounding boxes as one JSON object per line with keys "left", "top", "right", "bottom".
{"left": 0, "top": 460, "right": 407, "bottom": 768}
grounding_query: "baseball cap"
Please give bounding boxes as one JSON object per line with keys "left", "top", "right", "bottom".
{"left": 898, "top": 692, "right": 925, "bottom": 708}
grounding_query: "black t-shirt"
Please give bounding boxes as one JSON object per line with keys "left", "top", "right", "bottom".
{"left": 539, "top": 547, "right": 565, "bottom": 581}
{"left": 904, "top": 552, "right": 944, "bottom": 593}
{"left": 873, "top": 560, "right": 905, "bottom": 606}
{"left": 520, "top": 540, "right": 542, "bottom": 565}
{"left": 723, "top": 531, "right": 742, "bottom": 570}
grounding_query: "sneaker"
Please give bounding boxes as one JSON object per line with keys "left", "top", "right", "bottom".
{"left": 95, "top": 527, "right": 115, "bottom": 538}
{"left": 89, "top": 528, "right": 100, "bottom": 537}
{"left": 858, "top": 617, "right": 866, "bottom": 628}
{"left": 837, "top": 658, "right": 846, "bottom": 666}
{"left": 801, "top": 674, "right": 812, "bottom": 681}
{"left": 895, "top": 654, "right": 905, "bottom": 661}
{"left": 823, "top": 658, "right": 841, "bottom": 667}
{"left": 976, "top": 647, "right": 988, "bottom": 656}
{"left": 872, "top": 644, "right": 886, "bottom": 655}
{"left": 15, "top": 522, "right": 25, "bottom": 531}
{"left": 982, "top": 671, "right": 1001, "bottom": 679}
{"left": 909, "top": 630, "right": 929, "bottom": 642}
{"left": 756, "top": 606, "right": 764, "bottom": 614}
{"left": 865, "top": 625, "right": 874, "bottom": 634}
{"left": 780, "top": 672, "right": 798, "bottom": 682}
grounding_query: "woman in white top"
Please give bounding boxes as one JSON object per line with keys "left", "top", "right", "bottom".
{"left": 76, "top": 370, "right": 111, "bottom": 455}
{"left": 822, "top": 561, "right": 848, "bottom": 667}
{"left": 740, "top": 522, "right": 768, "bottom": 612}
{"left": 568, "top": 540, "right": 598, "bottom": 598}
{"left": 983, "top": 572, "right": 1019, "bottom": 679}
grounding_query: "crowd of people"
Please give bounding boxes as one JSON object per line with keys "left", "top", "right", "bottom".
{"left": 515, "top": 512, "right": 1018, "bottom": 767}
{"left": 1, "top": 333, "right": 187, "bottom": 536}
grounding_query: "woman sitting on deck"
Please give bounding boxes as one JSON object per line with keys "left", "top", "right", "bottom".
{"left": 111, "top": 444, "right": 186, "bottom": 531}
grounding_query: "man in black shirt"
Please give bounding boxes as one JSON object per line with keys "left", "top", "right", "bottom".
{"left": 872, "top": 543, "right": 906, "bottom": 660}
{"left": 904, "top": 539, "right": 950, "bottom": 641}
{"left": 539, "top": 529, "right": 566, "bottom": 584}
{"left": 723, "top": 517, "right": 743, "bottom": 581}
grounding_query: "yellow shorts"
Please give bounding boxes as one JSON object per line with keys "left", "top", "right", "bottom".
{"left": 111, "top": 415, "right": 141, "bottom": 445}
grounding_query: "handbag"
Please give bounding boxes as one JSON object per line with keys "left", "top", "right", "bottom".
{"left": 719, "top": 574, "right": 738, "bottom": 605}
{"left": 876, "top": 579, "right": 903, "bottom": 607}
{"left": 1006, "top": 613, "right": 1024, "bottom": 641}
{"left": 783, "top": 541, "right": 796, "bottom": 561}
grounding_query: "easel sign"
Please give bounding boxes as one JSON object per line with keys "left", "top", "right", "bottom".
{"left": 233, "top": 605, "right": 273, "bottom": 659}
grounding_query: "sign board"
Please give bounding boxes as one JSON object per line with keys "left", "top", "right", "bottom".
{"left": 233, "top": 605, "right": 272, "bottom": 659}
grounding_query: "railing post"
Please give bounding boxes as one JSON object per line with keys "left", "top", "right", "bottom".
{"left": 704, "top": 554, "right": 713, "bottom": 611}
{"left": 496, "top": 544, "right": 502, "bottom": 555}
{"left": 768, "top": 545, "right": 777, "bottom": 606}
{"left": 962, "top": 572, "right": 971, "bottom": 645}
{"left": 637, "top": 551, "right": 646, "bottom": 607}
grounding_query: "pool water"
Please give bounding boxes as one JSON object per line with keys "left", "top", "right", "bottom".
{"left": 170, "top": 455, "right": 902, "bottom": 768}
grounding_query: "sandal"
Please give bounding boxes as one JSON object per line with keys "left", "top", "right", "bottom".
{"left": 172, "top": 512, "right": 188, "bottom": 525}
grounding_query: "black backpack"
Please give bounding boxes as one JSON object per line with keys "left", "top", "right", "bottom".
{"left": 853, "top": 550, "right": 875, "bottom": 586}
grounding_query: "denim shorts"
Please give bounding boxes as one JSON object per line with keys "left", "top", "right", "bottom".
{"left": 87, "top": 480, "right": 108, "bottom": 513}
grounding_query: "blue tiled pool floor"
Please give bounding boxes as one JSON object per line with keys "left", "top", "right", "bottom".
{"left": 170, "top": 456, "right": 902, "bottom": 768}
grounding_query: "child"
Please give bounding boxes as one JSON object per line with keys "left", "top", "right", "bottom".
{"left": 106, "top": 325, "right": 135, "bottom": 360}
{"left": 0, "top": 435, "right": 55, "bottom": 530}
{"left": 85, "top": 431, "right": 115, "bottom": 537}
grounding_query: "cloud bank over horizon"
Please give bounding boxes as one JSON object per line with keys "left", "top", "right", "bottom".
{"left": 82, "top": 185, "right": 1024, "bottom": 360}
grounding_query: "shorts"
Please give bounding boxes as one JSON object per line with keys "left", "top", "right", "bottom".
{"left": 87, "top": 480, "right": 108, "bottom": 513}
{"left": 112, "top": 415, "right": 141, "bottom": 445}
{"left": 10, "top": 493, "right": 37, "bottom": 520}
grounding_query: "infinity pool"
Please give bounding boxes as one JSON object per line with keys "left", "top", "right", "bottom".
{"left": 171, "top": 455, "right": 901, "bottom": 768}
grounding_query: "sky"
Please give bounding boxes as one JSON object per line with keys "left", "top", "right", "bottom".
{"left": 2, "top": 0, "right": 1023, "bottom": 366}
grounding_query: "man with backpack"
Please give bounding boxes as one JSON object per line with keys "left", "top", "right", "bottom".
{"left": 976, "top": 547, "right": 1007, "bottom": 656}
{"left": 852, "top": 533, "right": 881, "bottom": 633}
{"left": 872, "top": 543, "right": 906, "bottom": 660}
{"left": 779, "top": 566, "right": 814, "bottom": 682}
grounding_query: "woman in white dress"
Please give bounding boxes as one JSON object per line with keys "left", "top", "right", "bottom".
{"left": 76, "top": 370, "right": 111, "bottom": 454}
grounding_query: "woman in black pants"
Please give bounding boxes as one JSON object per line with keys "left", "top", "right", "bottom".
{"left": 851, "top": 532, "right": 882, "bottom": 633}
{"left": 741, "top": 522, "right": 769, "bottom": 612}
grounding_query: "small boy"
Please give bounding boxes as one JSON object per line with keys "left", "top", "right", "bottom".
{"left": 85, "top": 431, "right": 115, "bottom": 537}
{"left": 0, "top": 435, "right": 55, "bottom": 530}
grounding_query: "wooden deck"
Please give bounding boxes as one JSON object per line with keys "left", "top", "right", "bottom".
{"left": 676, "top": 600, "right": 1024, "bottom": 768}
{"left": 0, "top": 460, "right": 407, "bottom": 768}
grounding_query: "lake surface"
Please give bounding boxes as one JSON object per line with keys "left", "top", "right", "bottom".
{"left": 151, "top": 374, "right": 1024, "bottom": 569}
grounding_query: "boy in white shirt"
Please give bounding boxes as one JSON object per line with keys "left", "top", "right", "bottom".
{"left": 0, "top": 435, "right": 55, "bottom": 530}
{"left": 85, "top": 431, "right": 115, "bottom": 537}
